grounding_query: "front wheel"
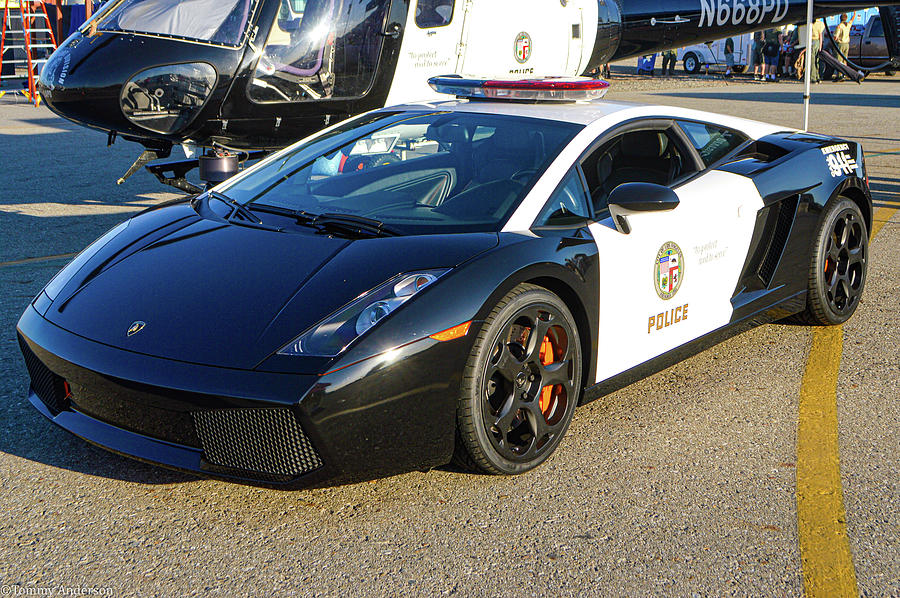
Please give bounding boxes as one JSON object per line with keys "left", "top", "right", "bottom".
{"left": 797, "top": 198, "right": 868, "bottom": 325}
{"left": 683, "top": 53, "right": 700, "bottom": 74}
{"left": 454, "top": 284, "right": 582, "bottom": 475}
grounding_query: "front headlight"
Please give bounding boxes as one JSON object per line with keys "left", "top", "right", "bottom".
{"left": 278, "top": 269, "right": 448, "bottom": 357}
{"left": 120, "top": 63, "right": 217, "bottom": 135}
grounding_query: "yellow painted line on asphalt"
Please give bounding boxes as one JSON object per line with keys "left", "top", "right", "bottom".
{"left": 797, "top": 203, "right": 897, "bottom": 597}
{"left": 0, "top": 252, "right": 77, "bottom": 268}
{"left": 797, "top": 325, "right": 857, "bottom": 597}
{"left": 871, "top": 205, "right": 896, "bottom": 239}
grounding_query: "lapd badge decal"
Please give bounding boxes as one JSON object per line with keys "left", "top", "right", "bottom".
{"left": 127, "top": 321, "right": 146, "bottom": 337}
{"left": 514, "top": 32, "right": 532, "bottom": 64}
{"left": 654, "top": 242, "right": 683, "bottom": 300}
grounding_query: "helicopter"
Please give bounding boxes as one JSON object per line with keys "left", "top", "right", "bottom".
{"left": 36, "top": 0, "right": 898, "bottom": 192}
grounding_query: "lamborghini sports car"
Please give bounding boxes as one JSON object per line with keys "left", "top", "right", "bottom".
{"left": 17, "top": 77, "right": 871, "bottom": 487}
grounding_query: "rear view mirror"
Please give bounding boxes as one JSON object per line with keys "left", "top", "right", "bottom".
{"left": 607, "top": 183, "right": 680, "bottom": 234}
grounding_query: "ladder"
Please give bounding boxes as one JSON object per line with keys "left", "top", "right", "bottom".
{"left": 0, "top": 1, "right": 58, "bottom": 105}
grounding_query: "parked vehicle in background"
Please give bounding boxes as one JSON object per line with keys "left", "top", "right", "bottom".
{"left": 678, "top": 34, "right": 752, "bottom": 74}
{"left": 822, "top": 14, "right": 895, "bottom": 77}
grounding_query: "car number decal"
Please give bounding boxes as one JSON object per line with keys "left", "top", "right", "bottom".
{"left": 821, "top": 143, "right": 858, "bottom": 178}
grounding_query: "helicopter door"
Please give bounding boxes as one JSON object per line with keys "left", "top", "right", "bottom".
{"left": 249, "top": 0, "right": 389, "bottom": 103}
{"left": 384, "top": 0, "right": 466, "bottom": 105}
{"left": 458, "top": 0, "right": 589, "bottom": 77}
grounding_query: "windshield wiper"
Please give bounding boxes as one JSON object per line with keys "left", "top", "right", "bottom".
{"left": 211, "top": 192, "right": 282, "bottom": 232}
{"left": 246, "top": 202, "right": 318, "bottom": 226}
{"left": 312, "top": 213, "right": 401, "bottom": 238}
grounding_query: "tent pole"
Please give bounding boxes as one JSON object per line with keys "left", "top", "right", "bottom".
{"left": 803, "top": 0, "right": 813, "bottom": 131}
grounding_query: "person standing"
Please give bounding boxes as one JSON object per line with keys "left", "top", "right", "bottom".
{"left": 833, "top": 12, "right": 856, "bottom": 80}
{"left": 724, "top": 37, "right": 735, "bottom": 77}
{"left": 661, "top": 49, "right": 677, "bottom": 76}
{"left": 763, "top": 28, "right": 781, "bottom": 82}
{"left": 810, "top": 18, "right": 826, "bottom": 83}
{"left": 751, "top": 30, "right": 764, "bottom": 80}
{"left": 780, "top": 27, "right": 795, "bottom": 78}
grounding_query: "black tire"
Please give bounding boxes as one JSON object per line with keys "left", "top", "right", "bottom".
{"left": 820, "top": 61, "right": 834, "bottom": 81}
{"left": 683, "top": 53, "right": 700, "bottom": 74}
{"left": 453, "top": 284, "right": 582, "bottom": 475}
{"left": 796, "top": 198, "right": 868, "bottom": 325}
{"left": 733, "top": 65, "right": 746, "bottom": 74}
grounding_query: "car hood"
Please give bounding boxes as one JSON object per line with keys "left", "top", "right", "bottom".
{"left": 44, "top": 204, "right": 499, "bottom": 370}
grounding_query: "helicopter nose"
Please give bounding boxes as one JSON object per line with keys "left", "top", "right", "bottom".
{"left": 38, "top": 33, "right": 226, "bottom": 142}
{"left": 38, "top": 35, "right": 123, "bottom": 129}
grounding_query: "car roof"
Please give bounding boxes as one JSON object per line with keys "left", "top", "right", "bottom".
{"left": 386, "top": 98, "right": 788, "bottom": 140}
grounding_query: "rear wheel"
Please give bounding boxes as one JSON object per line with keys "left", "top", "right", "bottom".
{"left": 683, "top": 53, "right": 700, "bottom": 74}
{"left": 797, "top": 198, "right": 868, "bottom": 325}
{"left": 454, "top": 284, "right": 582, "bottom": 475}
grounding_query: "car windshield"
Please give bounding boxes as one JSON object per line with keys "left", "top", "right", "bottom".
{"left": 95, "top": 0, "right": 260, "bottom": 46}
{"left": 220, "top": 111, "right": 583, "bottom": 235}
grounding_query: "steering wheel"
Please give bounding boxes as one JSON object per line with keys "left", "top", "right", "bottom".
{"left": 510, "top": 169, "right": 537, "bottom": 183}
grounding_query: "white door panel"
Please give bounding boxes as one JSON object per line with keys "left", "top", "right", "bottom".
{"left": 459, "top": 0, "right": 590, "bottom": 77}
{"left": 588, "top": 171, "right": 763, "bottom": 383}
{"left": 385, "top": 1, "right": 467, "bottom": 105}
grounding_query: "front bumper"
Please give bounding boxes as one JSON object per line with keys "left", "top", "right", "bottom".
{"left": 16, "top": 305, "right": 472, "bottom": 488}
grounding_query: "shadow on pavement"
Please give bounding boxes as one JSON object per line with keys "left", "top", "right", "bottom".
{"left": 870, "top": 176, "right": 899, "bottom": 210}
{"left": 655, "top": 91, "right": 900, "bottom": 109}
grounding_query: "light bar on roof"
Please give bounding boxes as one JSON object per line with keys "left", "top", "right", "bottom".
{"left": 427, "top": 76, "right": 610, "bottom": 102}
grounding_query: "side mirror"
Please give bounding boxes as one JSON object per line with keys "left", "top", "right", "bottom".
{"left": 607, "top": 182, "right": 680, "bottom": 234}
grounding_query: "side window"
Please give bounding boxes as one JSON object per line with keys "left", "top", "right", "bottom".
{"left": 534, "top": 169, "right": 590, "bottom": 227}
{"left": 677, "top": 121, "right": 747, "bottom": 167}
{"left": 580, "top": 127, "right": 695, "bottom": 218}
{"left": 416, "top": 0, "right": 455, "bottom": 28}
{"left": 869, "top": 17, "right": 883, "bottom": 37}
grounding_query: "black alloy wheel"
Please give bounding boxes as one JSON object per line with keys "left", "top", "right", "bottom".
{"left": 454, "top": 284, "right": 582, "bottom": 475}
{"left": 799, "top": 197, "right": 868, "bottom": 325}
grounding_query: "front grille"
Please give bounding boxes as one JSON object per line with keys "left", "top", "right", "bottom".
{"left": 18, "top": 335, "right": 68, "bottom": 415}
{"left": 192, "top": 408, "right": 322, "bottom": 478}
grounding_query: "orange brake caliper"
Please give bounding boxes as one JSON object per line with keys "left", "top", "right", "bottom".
{"left": 538, "top": 336, "right": 554, "bottom": 415}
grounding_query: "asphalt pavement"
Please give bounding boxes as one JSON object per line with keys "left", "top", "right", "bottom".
{"left": 0, "top": 73, "right": 897, "bottom": 597}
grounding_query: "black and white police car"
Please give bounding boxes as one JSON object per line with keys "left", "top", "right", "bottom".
{"left": 17, "top": 77, "right": 871, "bottom": 485}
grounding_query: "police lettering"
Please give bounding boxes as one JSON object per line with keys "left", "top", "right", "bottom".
{"left": 648, "top": 303, "right": 689, "bottom": 333}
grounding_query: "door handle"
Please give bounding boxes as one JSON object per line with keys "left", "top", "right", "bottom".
{"left": 381, "top": 23, "right": 401, "bottom": 39}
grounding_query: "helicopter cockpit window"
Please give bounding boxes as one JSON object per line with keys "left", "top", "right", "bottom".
{"left": 96, "top": 0, "right": 259, "bottom": 46}
{"left": 415, "top": 0, "right": 454, "bottom": 28}
{"left": 249, "top": 0, "right": 388, "bottom": 103}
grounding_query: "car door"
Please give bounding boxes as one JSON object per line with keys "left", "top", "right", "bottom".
{"left": 457, "top": 0, "right": 588, "bottom": 77}
{"left": 583, "top": 121, "right": 761, "bottom": 384}
{"left": 861, "top": 16, "right": 887, "bottom": 64}
{"left": 384, "top": 0, "right": 467, "bottom": 105}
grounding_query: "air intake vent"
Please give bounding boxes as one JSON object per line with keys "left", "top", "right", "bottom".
{"left": 192, "top": 408, "right": 322, "bottom": 478}
{"left": 758, "top": 195, "right": 799, "bottom": 286}
{"left": 18, "top": 335, "right": 68, "bottom": 415}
